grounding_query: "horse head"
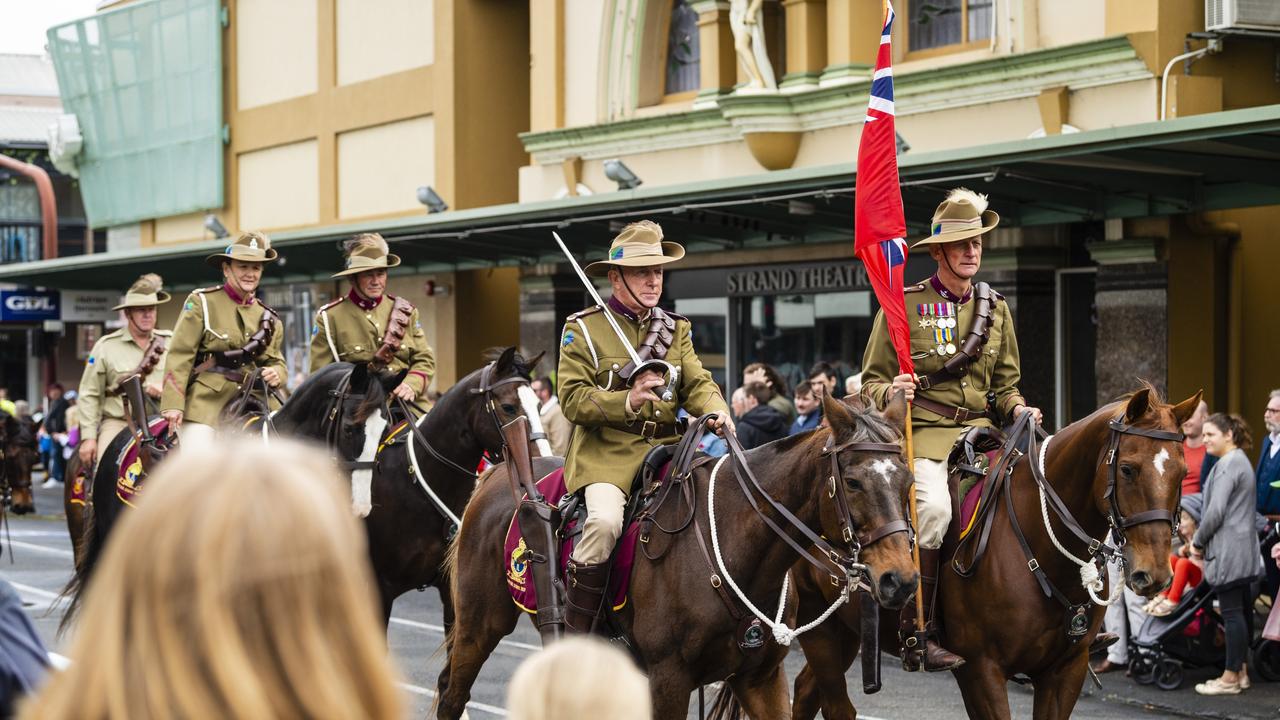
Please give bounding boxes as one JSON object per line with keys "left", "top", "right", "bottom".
{"left": 1097, "top": 384, "right": 1202, "bottom": 597}
{"left": 456, "top": 346, "right": 545, "bottom": 457}
{"left": 817, "top": 390, "right": 918, "bottom": 610}
{"left": 2, "top": 414, "right": 38, "bottom": 515}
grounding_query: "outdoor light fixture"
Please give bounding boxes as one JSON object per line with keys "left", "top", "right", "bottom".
{"left": 204, "top": 213, "right": 229, "bottom": 239}
{"left": 895, "top": 131, "right": 911, "bottom": 156}
{"left": 603, "top": 159, "right": 642, "bottom": 190}
{"left": 416, "top": 186, "right": 449, "bottom": 213}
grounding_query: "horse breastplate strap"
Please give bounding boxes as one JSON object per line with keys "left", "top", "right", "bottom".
{"left": 372, "top": 297, "right": 414, "bottom": 369}
{"left": 917, "top": 282, "right": 995, "bottom": 391}
{"left": 618, "top": 307, "right": 675, "bottom": 380}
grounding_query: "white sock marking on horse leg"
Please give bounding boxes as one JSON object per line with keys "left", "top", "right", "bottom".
{"left": 872, "top": 458, "right": 895, "bottom": 485}
{"left": 517, "top": 385, "right": 552, "bottom": 457}
{"left": 351, "top": 408, "right": 387, "bottom": 518}
{"left": 1152, "top": 448, "right": 1170, "bottom": 477}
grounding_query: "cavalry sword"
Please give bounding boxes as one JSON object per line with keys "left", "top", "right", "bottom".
{"left": 551, "top": 231, "right": 679, "bottom": 402}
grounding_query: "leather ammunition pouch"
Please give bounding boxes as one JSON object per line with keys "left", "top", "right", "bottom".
{"left": 371, "top": 296, "right": 415, "bottom": 369}
{"left": 617, "top": 307, "right": 676, "bottom": 381}
{"left": 192, "top": 306, "right": 279, "bottom": 381}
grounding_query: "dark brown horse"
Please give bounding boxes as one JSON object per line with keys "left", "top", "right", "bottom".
{"left": 437, "top": 393, "right": 919, "bottom": 719}
{"left": 790, "top": 385, "right": 1201, "bottom": 720}
{"left": 63, "top": 450, "right": 87, "bottom": 567}
{"left": 1, "top": 413, "right": 37, "bottom": 516}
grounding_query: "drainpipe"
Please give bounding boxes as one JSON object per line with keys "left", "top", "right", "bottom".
{"left": 0, "top": 153, "right": 58, "bottom": 260}
{"left": 1160, "top": 38, "right": 1223, "bottom": 121}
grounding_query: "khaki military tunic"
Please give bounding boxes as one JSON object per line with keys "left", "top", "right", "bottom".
{"left": 862, "top": 277, "right": 1025, "bottom": 460}
{"left": 558, "top": 300, "right": 728, "bottom": 495}
{"left": 76, "top": 328, "right": 171, "bottom": 441}
{"left": 307, "top": 292, "right": 436, "bottom": 394}
{"left": 160, "top": 285, "right": 287, "bottom": 427}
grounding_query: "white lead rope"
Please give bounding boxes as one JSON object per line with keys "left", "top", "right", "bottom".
{"left": 1035, "top": 434, "right": 1124, "bottom": 606}
{"left": 706, "top": 455, "right": 854, "bottom": 646}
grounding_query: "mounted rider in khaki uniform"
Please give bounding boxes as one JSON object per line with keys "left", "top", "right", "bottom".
{"left": 308, "top": 233, "right": 435, "bottom": 401}
{"left": 862, "top": 189, "right": 1041, "bottom": 672}
{"left": 77, "top": 274, "right": 172, "bottom": 465}
{"left": 557, "top": 221, "right": 732, "bottom": 633}
{"left": 160, "top": 232, "right": 287, "bottom": 446}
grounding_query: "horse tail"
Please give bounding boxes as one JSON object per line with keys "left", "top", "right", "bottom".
{"left": 705, "top": 683, "right": 744, "bottom": 720}
{"left": 56, "top": 496, "right": 100, "bottom": 635}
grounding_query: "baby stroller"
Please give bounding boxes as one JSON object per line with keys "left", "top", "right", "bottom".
{"left": 1128, "top": 582, "right": 1223, "bottom": 690}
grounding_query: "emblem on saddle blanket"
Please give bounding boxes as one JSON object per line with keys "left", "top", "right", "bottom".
{"left": 503, "top": 468, "right": 640, "bottom": 614}
{"left": 115, "top": 418, "right": 169, "bottom": 508}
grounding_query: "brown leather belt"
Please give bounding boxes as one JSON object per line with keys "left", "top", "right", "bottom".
{"left": 912, "top": 396, "right": 990, "bottom": 424}
{"left": 193, "top": 357, "right": 246, "bottom": 385}
{"left": 617, "top": 420, "right": 679, "bottom": 439}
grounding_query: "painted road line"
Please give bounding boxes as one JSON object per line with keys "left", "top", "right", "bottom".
{"left": 6, "top": 540, "right": 74, "bottom": 559}
{"left": 389, "top": 616, "right": 540, "bottom": 653}
{"left": 399, "top": 682, "right": 507, "bottom": 716}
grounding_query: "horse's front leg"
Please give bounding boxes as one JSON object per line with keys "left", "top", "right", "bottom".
{"left": 729, "top": 661, "right": 792, "bottom": 720}
{"left": 646, "top": 662, "right": 697, "bottom": 720}
{"left": 1031, "top": 649, "right": 1090, "bottom": 720}
{"left": 954, "top": 656, "right": 1012, "bottom": 720}
{"left": 794, "top": 622, "right": 860, "bottom": 720}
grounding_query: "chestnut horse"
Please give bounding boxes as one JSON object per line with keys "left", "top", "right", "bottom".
{"left": 790, "top": 385, "right": 1201, "bottom": 720}
{"left": 437, "top": 393, "right": 919, "bottom": 719}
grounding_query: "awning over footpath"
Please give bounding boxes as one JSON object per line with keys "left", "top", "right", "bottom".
{"left": 3, "top": 104, "right": 1279, "bottom": 292}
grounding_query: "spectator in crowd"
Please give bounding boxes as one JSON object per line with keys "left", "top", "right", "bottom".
{"left": 1259, "top": 389, "right": 1280, "bottom": 599}
{"left": 40, "top": 385, "right": 68, "bottom": 489}
{"left": 1144, "top": 493, "right": 1204, "bottom": 617}
{"left": 807, "top": 361, "right": 840, "bottom": 399}
{"left": 1093, "top": 556, "right": 1148, "bottom": 675}
{"left": 743, "top": 362, "right": 796, "bottom": 426}
{"left": 531, "top": 376, "right": 571, "bottom": 456}
{"left": 1193, "top": 413, "right": 1263, "bottom": 695}
{"left": 1180, "top": 401, "right": 1211, "bottom": 494}
{"left": 13, "top": 401, "right": 30, "bottom": 421}
{"left": 790, "top": 382, "right": 822, "bottom": 436}
{"left": 734, "top": 381, "right": 788, "bottom": 449}
{"left": 845, "top": 371, "right": 863, "bottom": 398}
{"left": 0, "top": 389, "right": 15, "bottom": 417}
{"left": 20, "top": 438, "right": 402, "bottom": 720}
{"left": 507, "top": 637, "right": 649, "bottom": 720}
{"left": 0, "top": 579, "right": 49, "bottom": 717}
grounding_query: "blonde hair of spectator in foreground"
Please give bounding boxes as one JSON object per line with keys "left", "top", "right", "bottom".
{"left": 506, "top": 637, "right": 651, "bottom": 720}
{"left": 20, "top": 438, "right": 403, "bottom": 720}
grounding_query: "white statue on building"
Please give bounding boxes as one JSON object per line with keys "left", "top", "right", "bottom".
{"left": 729, "top": 0, "right": 776, "bottom": 91}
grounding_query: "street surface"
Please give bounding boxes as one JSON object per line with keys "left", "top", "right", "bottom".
{"left": 5, "top": 481, "right": 1276, "bottom": 719}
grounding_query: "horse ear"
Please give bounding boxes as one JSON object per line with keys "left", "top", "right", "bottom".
{"left": 1171, "top": 389, "right": 1204, "bottom": 427}
{"left": 349, "top": 362, "right": 370, "bottom": 392}
{"left": 527, "top": 350, "right": 546, "bottom": 374}
{"left": 882, "top": 389, "right": 908, "bottom": 435}
{"left": 821, "top": 391, "right": 853, "bottom": 431}
{"left": 1124, "top": 387, "right": 1152, "bottom": 423}
{"left": 495, "top": 346, "right": 518, "bottom": 372}
{"left": 380, "top": 369, "right": 409, "bottom": 395}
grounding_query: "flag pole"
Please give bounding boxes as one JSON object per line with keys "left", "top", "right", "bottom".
{"left": 904, "top": 401, "right": 925, "bottom": 643}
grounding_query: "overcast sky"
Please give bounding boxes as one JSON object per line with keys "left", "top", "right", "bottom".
{"left": 1, "top": 0, "right": 100, "bottom": 55}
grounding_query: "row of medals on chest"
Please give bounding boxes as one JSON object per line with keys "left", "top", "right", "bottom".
{"left": 918, "top": 302, "right": 960, "bottom": 356}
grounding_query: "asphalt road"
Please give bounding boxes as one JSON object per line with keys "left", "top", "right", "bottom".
{"left": 5, "top": 481, "right": 1275, "bottom": 719}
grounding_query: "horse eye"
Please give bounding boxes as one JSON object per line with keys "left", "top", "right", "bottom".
{"left": 501, "top": 404, "right": 518, "bottom": 415}
{"left": 1120, "top": 464, "right": 1136, "bottom": 479}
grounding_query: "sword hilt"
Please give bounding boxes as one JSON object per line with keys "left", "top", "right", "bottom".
{"left": 623, "top": 359, "right": 679, "bottom": 402}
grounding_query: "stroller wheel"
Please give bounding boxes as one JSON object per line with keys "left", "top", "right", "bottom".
{"left": 1131, "top": 657, "right": 1157, "bottom": 685}
{"left": 1155, "top": 659, "right": 1183, "bottom": 691}
{"left": 1251, "top": 640, "right": 1280, "bottom": 682}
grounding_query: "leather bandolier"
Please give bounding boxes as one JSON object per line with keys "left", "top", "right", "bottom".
{"left": 371, "top": 296, "right": 415, "bottom": 370}
{"left": 912, "top": 282, "right": 997, "bottom": 423}
{"left": 191, "top": 306, "right": 279, "bottom": 384}
{"left": 616, "top": 306, "right": 675, "bottom": 380}
{"left": 115, "top": 334, "right": 168, "bottom": 445}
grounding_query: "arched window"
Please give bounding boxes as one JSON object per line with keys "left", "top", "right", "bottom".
{"left": 664, "top": 0, "right": 701, "bottom": 96}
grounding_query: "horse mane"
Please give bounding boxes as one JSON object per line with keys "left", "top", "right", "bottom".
{"left": 1110, "top": 379, "right": 1167, "bottom": 407}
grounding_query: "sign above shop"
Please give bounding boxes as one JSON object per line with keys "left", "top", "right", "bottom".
{"left": 727, "top": 263, "right": 869, "bottom": 296}
{"left": 0, "top": 290, "right": 60, "bottom": 323}
{"left": 61, "top": 290, "right": 120, "bottom": 323}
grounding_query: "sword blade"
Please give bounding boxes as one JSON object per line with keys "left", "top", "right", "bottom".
{"left": 551, "top": 231, "right": 644, "bottom": 368}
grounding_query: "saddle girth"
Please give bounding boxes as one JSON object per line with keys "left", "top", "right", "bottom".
{"left": 617, "top": 307, "right": 676, "bottom": 381}
{"left": 917, "top": 282, "right": 996, "bottom": 391}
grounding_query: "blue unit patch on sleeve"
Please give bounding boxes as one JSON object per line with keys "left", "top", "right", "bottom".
{"left": 311, "top": 324, "right": 319, "bottom": 336}
{"left": 87, "top": 356, "right": 95, "bottom": 365}
{"left": 184, "top": 300, "right": 195, "bottom": 313}
{"left": 562, "top": 330, "right": 575, "bottom": 347}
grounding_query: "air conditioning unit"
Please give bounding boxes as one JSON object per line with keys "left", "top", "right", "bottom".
{"left": 1206, "top": 0, "right": 1280, "bottom": 34}
{"left": 46, "top": 113, "right": 83, "bottom": 178}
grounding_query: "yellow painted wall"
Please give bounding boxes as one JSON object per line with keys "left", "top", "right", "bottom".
{"left": 561, "top": 0, "right": 604, "bottom": 128}
{"left": 236, "top": 0, "right": 318, "bottom": 110}
{"left": 154, "top": 212, "right": 209, "bottom": 245}
{"left": 1037, "top": 0, "right": 1105, "bottom": 49}
{"left": 453, "top": 267, "right": 521, "bottom": 376}
{"left": 336, "top": 0, "right": 435, "bottom": 85}
{"left": 337, "top": 115, "right": 436, "bottom": 219}
{"left": 237, "top": 140, "right": 320, "bottom": 230}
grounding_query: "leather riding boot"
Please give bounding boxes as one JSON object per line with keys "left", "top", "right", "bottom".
{"left": 565, "top": 559, "right": 610, "bottom": 634}
{"left": 900, "top": 549, "right": 966, "bottom": 672}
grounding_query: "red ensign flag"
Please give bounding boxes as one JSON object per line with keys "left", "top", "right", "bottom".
{"left": 853, "top": 1, "right": 913, "bottom": 376}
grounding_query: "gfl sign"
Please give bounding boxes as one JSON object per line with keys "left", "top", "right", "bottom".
{"left": 5, "top": 295, "right": 55, "bottom": 312}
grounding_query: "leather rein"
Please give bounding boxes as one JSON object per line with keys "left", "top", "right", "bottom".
{"left": 954, "top": 411, "right": 1184, "bottom": 613}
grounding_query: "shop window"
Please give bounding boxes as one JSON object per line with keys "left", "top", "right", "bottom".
{"left": 737, "top": 292, "right": 872, "bottom": 395}
{"left": 665, "top": 0, "right": 701, "bottom": 96}
{"left": 907, "top": 0, "right": 993, "bottom": 57}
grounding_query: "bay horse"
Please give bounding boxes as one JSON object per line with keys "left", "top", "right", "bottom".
{"left": 1, "top": 413, "right": 38, "bottom": 516}
{"left": 790, "top": 384, "right": 1201, "bottom": 720}
{"left": 436, "top": 393, "right": 919, "bottom": 719}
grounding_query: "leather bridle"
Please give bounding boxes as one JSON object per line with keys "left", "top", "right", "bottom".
{"left": 1101, "top": 418, "right": 1184, "bottom": 535}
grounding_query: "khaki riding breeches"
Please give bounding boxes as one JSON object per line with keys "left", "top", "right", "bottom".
{"left": 571, "top": 482, "right": 627, "bottom": 565}
{"left": 95, "top": 418, "right": 129, "bottom": 463}
{"left": 913, "top": 458, "right": 951, "bottom": 550}
{"left": 178, "top": 421, "right": 217, "bottom": 449}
